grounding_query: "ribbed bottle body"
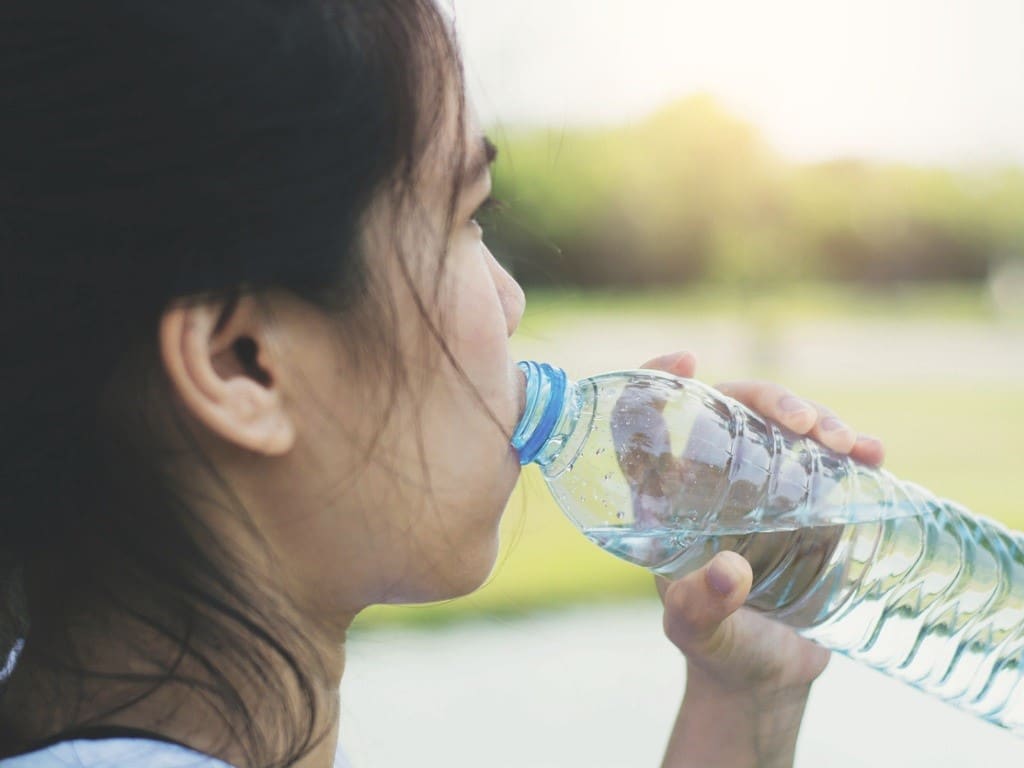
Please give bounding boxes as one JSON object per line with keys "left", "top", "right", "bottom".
{"left": 639, "top": 500, "right": 1024, "bottom": 732}
{"left": 532, "top": 369, "right": 922, "bottom": 541}
{"left": 514, "top": 363, "right": 1024, "bottom": 733}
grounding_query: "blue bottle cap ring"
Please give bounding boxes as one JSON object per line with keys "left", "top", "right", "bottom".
{"left": 515, "top": 362, "right": 567, "bottom": 465}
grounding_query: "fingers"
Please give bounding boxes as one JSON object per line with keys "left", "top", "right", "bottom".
{"left": 802, "top": 399, "right": 858, "bottom": 455}
{"left": 800, "top": 399, "right": 884, "bottom": 466}
{"left": 714, "top": 380, "right": 819, "bottom": 436}
{"left": 639, "top": 351, "right": 697, "bottom": 378}
{"left": 715, "top": 380, "right": 885, "bottom": 466}
{"left": 661, "top": 551, "right": 753, "bottom": 658}
{"left": 851, "top": 433, "right": 886, "bottom": 466}
{"left": 635, "top": 363, "right": 886, "bottom": 466}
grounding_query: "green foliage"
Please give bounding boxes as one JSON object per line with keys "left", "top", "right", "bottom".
{"left": 484, "top": 95, "right": 1024, "bottom": 287}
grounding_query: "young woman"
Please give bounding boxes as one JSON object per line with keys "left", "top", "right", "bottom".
{"left": 0, "top": 2, "right": 885, "bottom": 767}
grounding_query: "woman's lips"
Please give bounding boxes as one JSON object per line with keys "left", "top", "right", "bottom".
{"left": 512, "top": 360, "right": 527, "bottom": 423}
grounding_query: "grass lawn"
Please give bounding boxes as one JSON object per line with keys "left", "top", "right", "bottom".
{"left": 519, "top": 281, "right": 1007, "bottom": 325}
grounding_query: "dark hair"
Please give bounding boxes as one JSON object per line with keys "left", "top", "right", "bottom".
{"left": 0, "top": 1, "right": 469, "bottom": 765}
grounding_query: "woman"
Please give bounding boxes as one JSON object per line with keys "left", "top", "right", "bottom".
{"left": 0, "top": 2, "right": 884, "bottom": 767}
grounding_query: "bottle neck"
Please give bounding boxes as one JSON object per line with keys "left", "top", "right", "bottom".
{"left": 512, "top": 361, "right": 571, "bottom": 465}
{"left": 514, "top": 361, "right": 595, "bottom": 474}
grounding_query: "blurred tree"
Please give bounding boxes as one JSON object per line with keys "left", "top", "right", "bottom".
{"left": 483, "top": 96, "right": 1024, "bottom": 288}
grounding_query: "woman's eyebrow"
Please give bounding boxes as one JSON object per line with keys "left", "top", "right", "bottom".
{"left": 463, "top": 135, "right": 498, "bottom": 187}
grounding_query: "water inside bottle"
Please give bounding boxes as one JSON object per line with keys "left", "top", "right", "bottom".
{"left": 585, "top": 503, "right": 1024, "bottom": 729}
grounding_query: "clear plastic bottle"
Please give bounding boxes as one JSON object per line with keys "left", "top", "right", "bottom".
{"left": 512, "top": 361, "right": 1024, "bottom": 733}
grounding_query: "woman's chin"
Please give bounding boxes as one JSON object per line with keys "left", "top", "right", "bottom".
{"left": 381, "top": 531, "right": 501, "bottom": 605}
{"left": 435, "top": 532, "right": 502, "bottom": 601}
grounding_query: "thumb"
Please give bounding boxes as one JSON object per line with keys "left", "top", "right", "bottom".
{"left": 662, "top": 551, "right": 753, "bottom": 657}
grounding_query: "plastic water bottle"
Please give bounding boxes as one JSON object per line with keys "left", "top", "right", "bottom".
{"left": 512, "top": 361, "right": 1024, "bottom": 733}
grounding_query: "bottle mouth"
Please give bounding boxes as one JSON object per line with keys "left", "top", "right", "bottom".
{"left": 512, "top": 361, "right": 568, "bottom": 465}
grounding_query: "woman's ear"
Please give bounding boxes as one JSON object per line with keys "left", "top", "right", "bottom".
{"left": 158, "top": 293, "right": 296, "bottom": 456}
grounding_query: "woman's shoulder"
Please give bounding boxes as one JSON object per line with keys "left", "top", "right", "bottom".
{"left": 0, "top": 738, "right": 236, "bottom": 768}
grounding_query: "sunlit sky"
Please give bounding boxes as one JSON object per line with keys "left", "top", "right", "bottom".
{"left": 453, "top": 0, "right": 1024, "bottom": 167}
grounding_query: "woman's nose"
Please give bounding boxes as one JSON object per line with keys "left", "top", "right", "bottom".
{"left": 486, "top": 247, "right": 525, "bottom": 337}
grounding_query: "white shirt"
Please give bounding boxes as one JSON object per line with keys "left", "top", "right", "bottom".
{"left": 0, "top": 738, "right": 353, "bottom": 768}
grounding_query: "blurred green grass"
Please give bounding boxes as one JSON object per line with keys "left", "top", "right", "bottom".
{"left": 520, "top": 281, "right": 1002, "bottom": 324}
{"left": 353, "top": 286, "right": 1023, "bottom": 631}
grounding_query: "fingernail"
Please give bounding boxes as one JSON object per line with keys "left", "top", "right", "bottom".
{"left": 779, "top": 395, "right": 812, "bottom": 414}
{"left": 707, "top": 556, "right": 739, "bottom": 596}
{"left": 821, "top": 416, "right": 849, "bottom": 433}
{"left": 856, "top": 433, "right": 880, "bottom": 444}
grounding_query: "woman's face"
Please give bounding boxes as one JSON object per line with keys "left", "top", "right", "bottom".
{"left": 242, "top": 105, "right": 527, "bottom": 620}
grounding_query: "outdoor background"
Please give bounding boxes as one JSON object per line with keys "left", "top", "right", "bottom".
{"left": 341, "top": 2, "right": 1024, "bottom": 766}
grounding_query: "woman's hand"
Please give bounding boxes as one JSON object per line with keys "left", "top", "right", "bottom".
{"left": 641, "top": 351, "right": 885, "bottom": 768}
